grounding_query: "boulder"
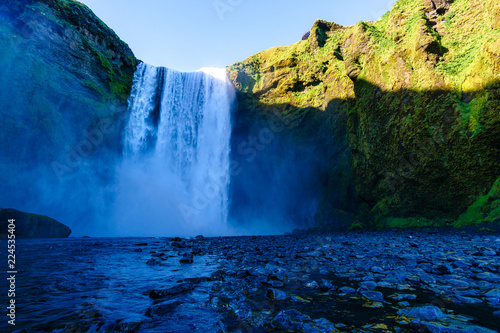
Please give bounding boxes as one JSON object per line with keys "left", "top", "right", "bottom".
{"left": 0, "top": 208, "right": 71, "bottom": 238}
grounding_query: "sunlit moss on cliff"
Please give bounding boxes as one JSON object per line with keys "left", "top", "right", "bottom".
{"left": 228, "top": 0, "right": 500, "bottom": 230}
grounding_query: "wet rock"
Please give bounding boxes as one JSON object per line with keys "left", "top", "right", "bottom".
{"left": 389, "top": 293, "right": 417, "bottom": 300}
{"left": 291, "top": 295, "right": 311, "bottom": 303}
{"left": 431, "top": 264, "right": 454, "bottom": 275}
{"left": 487, "top": 297, "right": 500, "bottom": 306}
{"left": 319, "top": 279, "right": 335, "bottom": 290}
{"left": 360, "top": 290, "right": 385, "bottom": 303}
{"left": 266, "top": 288, "right": 290, "bottom": 301}
{"left": 359, "top": 281, "right": 377, "bottom": 290}
{"left": 211, "top": 270, "right": 226, "bottom": 280}
{"left": 304, "top": 280, "right": 319, "bottom": 289}
{"left": 494, "top": 310, "right": 500, "bottom": 317}
{"left": 339, "top": 286, "right": 356, "bottom": 294}
{"left": 180, "top": 253, "right": 193, "bottom": 264}
{"left": 145, "top": 301, "right": 182, "bottom": 317}
{"left": 477, "top": 272, "right": 500, "bottom": 282}
{"left": 396, "top": 283, "right": 413, "bottom": 290}
{"left": 269, "top": 280, "right": 285, "bottom": 288}
{"left": 114, "top": 319, "right": 142, "bottom": 332}
{"left": 363, "top": 301, "right": 384, "bottom": 308}
{"left": 146, "top": 258, "right": 162, "bottom": 266}
{"left": 485, "top": 289, "right": 500, "bottom": 298}
{"left": 453, "top": 295, "right": 482, "bottom": 304}
{"left": 371, "top": 266, "right": 384, "bottom": 273}
{"left": 172, "top": 241, "right": 187, "bottom": 248}
{"left": 410, "top": 317, "right": 496, "bottom": 333}
{"left": 309, "top": 317, "right": 338, "bottom": 332}
{"left": 401, "top": 306, "right": 445, "bottom": 320}
{"left": 482, "top": 250, "right": 497, "bottom": 256}
{"left": 448, "top": 279, "right": 470, "bottom": 288}
{"left": 272, "top": 309, "right": 310, "bottom": 330}
{"left": 195, "top": 235, "right": 205, "bottom": 240}
{"left": 246, "top": 267, "right": 266, "bottom": 276}
{"left": 133, "top": 248, "right": 142, "bottom": 252}
{"left": 148, "top": 283, "right": 194, "bottom": 299}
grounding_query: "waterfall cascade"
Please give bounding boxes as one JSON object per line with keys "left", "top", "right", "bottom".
{"left": 116, "top": 62, "right": 234, "bottom": 236}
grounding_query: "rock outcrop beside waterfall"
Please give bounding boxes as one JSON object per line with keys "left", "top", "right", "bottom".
{"left": 228, "top": 0, "right": 500, "bottom": 229}
{"left": 0, "top": 208, "right": 71, "bottom": 238}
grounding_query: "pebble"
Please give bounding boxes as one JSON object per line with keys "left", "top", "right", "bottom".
{"left": 401, "top": 306, "right": 445, "bottom": 320}
{"left": 359, "top": 281, "right": 378, "bottom": 290}
{"left": 266, "top": 288, "right": 289, "bottom": 301}
{"left": 360, "top": 290, "right": 385, "bottom": 303}
{"left": 148, "top": 283, "right": 194, "bottom": 299}
{"left": 477, "top": 272, "right": 500, "bottom": 282}
{"left": 448, "top": 279, "right": 470, "bottom": 288}
{"left": 339, "top": 286, "right": 356, "bottom": 294}
{"left": 180, "top": 253, "right": 193, "bottom": 264}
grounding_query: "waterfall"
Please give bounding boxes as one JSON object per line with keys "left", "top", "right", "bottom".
{"left": 114, "top": 62, "right": 234, "bottom": 236}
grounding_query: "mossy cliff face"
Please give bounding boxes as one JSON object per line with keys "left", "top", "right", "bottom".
{"left": 228, "top": 0, "right": 500, "bottom": 228}
{"left": 0, "top": 0, "right": 137, "bottom": 210}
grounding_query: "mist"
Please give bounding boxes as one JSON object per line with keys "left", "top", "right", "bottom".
{"left": 1, "top": 59, "right": 327, "bottom": 237}
{"left": 228, "top": 105, "right": 328, "bottom": 235}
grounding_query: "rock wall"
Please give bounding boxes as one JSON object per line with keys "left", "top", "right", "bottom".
{"left": 0, "top": 0, "right": 138, "bottom": 225}
{"left": 228, "top": 0, "right": 500, "bottom": 228}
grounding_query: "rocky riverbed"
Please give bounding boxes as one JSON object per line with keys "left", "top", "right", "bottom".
{"left": 2, "top": 230, "right": 500, "bottom": 332}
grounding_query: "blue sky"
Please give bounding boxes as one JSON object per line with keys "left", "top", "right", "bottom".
{"left": 79, "top": 0, "right": 396, "bottom": 72}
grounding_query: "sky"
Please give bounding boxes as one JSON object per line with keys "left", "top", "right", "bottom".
{"left": 78, "top": 0, "right": 397, "bottom": 72}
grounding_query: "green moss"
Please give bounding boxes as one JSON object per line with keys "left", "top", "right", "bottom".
{"left": 456, "top": 176, "right": 500, "bottom": 226}
{"left": 82, "top": 80, "right": 107, "bottom": 98}
{"left": 348, "top": 221, "right": 366, "bottom": 230}
{"left": 370, "top": 197, "right": 393, "bottom": 228}
{"left": 384, "top": 217, "right": 448, "bottom": 228}
{"left": 445, "top": 11, "right": 457, "bottom": 28}
{"left": 468, "top": 92, "right": 489, "bottom": 132}
{"left": 97, "top": 51, "right": 114, "bottom": 75}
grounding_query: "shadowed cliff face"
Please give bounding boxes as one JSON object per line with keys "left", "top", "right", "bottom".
{"left": 229, "top": 93, "right": 357, "bottom": 233}
{"left": 0, "top": 0, "right": 137, "bottom": 234}
{"left": 228, "top": 0, "right": 500, "bottom": 229}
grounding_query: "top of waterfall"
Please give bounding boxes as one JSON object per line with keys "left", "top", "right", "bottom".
{"left": 197, "top": 67, "right": 229, "bottom": 82}
{"left": 139, "top": 63, "right": 228, "bottom": 82}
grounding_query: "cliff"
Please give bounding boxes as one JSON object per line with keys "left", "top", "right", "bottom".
{"left": 0, "top": 208, "right": 71, "bottom": 238}
{"left": 0, "top": 0, "right": 138, "bottom": 226}
{"left": 228, "top": 0, "right": 500, "bottom": 229}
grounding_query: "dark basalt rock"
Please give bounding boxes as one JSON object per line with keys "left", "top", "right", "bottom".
{"left": 148, "top": 283, "right": 195, "bottom": 299}
{"left": 145, "top": 301, "right": 183, "bottom": 318}
{"left": 0, "top": 208, "right": 71, "bottom": 238}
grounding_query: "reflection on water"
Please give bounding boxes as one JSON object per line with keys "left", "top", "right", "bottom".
{"left": 0, "top": 237, "right": 222, "bottom": 332}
